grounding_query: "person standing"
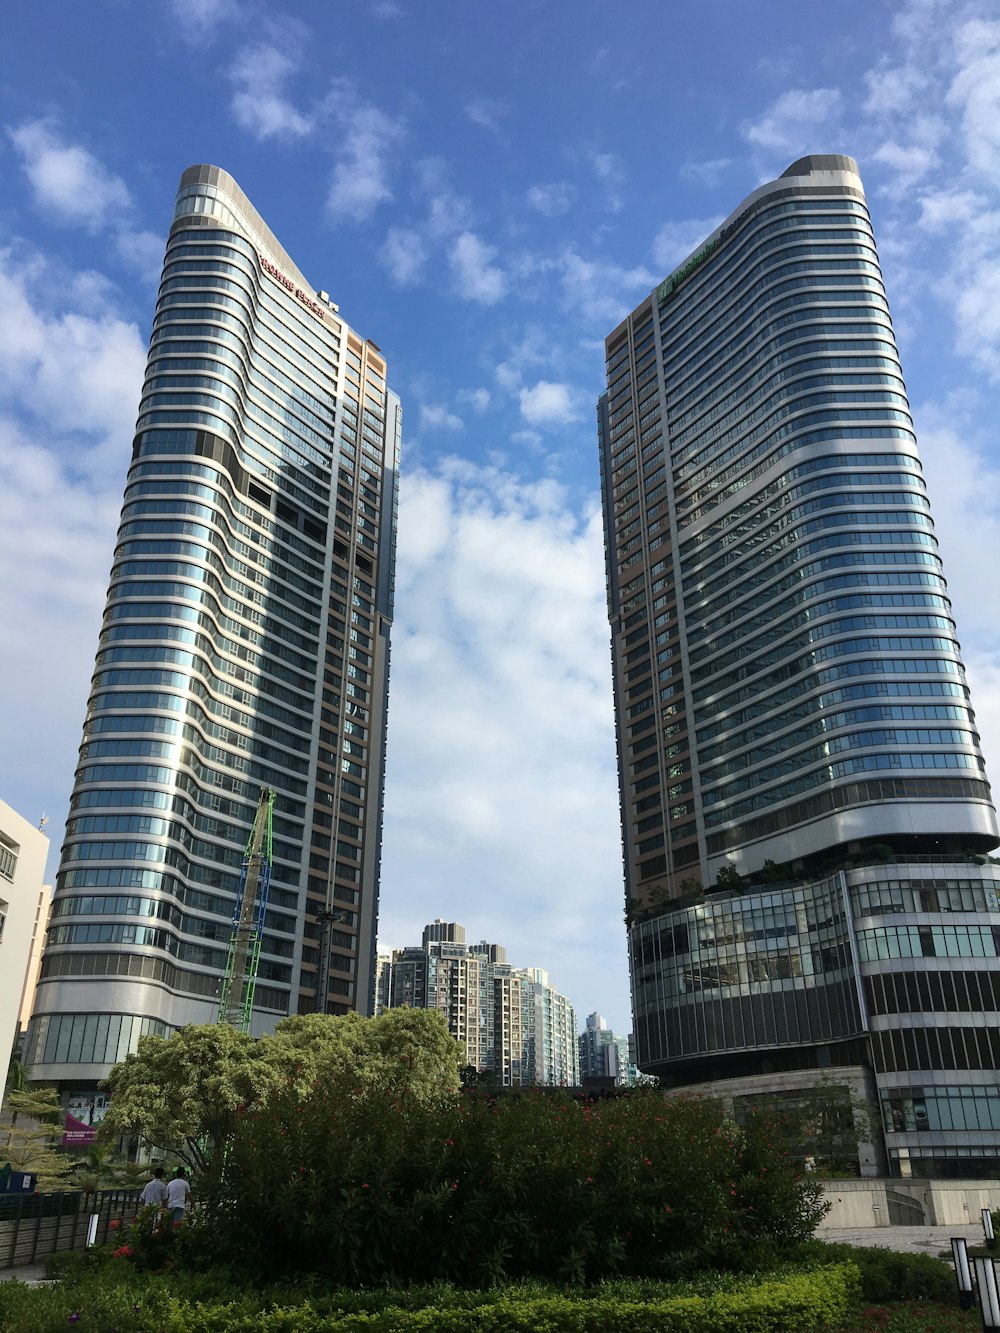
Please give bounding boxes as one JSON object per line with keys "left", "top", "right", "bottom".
{"left": 138, "top": 1165, "right": 168, "bottom": 1209}
{"left": 165, "top": 1165, "right": 190, "bottom": 1223}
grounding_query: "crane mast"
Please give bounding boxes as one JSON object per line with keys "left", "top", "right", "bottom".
{"left": 217, "top": 786, "right": 274, "bottom": 1032}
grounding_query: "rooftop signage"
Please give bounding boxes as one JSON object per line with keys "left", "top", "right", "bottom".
{"left": 656, "top": 204, "right": 755, "bottom": 305}
{"left": 258, "top": 254, "right": 326, "bottom": 320}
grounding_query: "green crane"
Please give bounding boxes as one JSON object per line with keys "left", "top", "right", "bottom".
{"left": 216, "top": 786, "right": 275, "bottom": 1032}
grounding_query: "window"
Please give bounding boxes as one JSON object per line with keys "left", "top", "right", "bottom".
{"left": 0, "top": 833, "right": 19, "bottom": 881}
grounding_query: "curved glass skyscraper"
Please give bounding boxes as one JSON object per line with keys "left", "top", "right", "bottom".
{"left": 601, "top": 156, "right": 1000, "bottom": 1176}
{"left": 28, "top": 166, "right": 400, "bottom": 1094}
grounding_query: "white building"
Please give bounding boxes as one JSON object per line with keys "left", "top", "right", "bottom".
{"left": 0, "top": 800, "right": 49, "bottom": 1089}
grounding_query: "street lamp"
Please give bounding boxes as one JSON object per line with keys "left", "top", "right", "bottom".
{"left": 952, "top": 1236, "right": 974, "bottom": 1311}
{"left": 974, "top": 1256, "right": 1000, "bottom": 1331}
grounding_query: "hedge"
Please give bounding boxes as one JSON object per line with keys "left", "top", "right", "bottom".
{"left": 0, "top": 1263, "right": 860, "bottom": 1332}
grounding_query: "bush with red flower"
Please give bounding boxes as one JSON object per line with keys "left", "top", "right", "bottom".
{"left": 200, "top": 1081, "right": 826, "bottom": 1287}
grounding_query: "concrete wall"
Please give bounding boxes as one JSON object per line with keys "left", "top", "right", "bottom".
{"left": 816, "top": 1177, "right": 1000, "bottom": 1228}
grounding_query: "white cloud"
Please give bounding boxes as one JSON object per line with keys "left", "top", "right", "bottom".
{"left": 741, "top": 87, "right": 843, "bottom": 155}
{"left": 465, "top": 98, "right": 509, "bottom": 133}
{"left": 917, "top": 189, "right": 987, "bottom": 232}
{"left": 948, "top": 18, "right": 1000, "bottom": 176}
{"left": 558, "top": 250, "right": 655, "bottom": 324}
{"left": 652, "top": 216, "right": 725, "bottom": 274}
{"left": 378, "top": 460, "right": 629, "bottom": 1030}
{"left": 494, "top": 329, "right": 547, "bottom": 394}
{"left": 526, "top": 182, "right": 573, "bottom": 217}
{"left": 326, "top": 93, "right": 404, "bottom": 223}
{"left": 229, "top": 43, "right": 313, "bottom": 141}
{"left": 518, "top": 380, "right": 579, "bottom": 427}
{"left": 381, "top": 227, "right": 427, "bottom": 285}
{"left": 0, "top": 246, "right": 148, "bottom": 837}
{"left": 419, "top": 402, "right": 463, "bottom": 432}
{"left": 450, "top": 231, "right": 506, "bottom": 304}
{"left": 0, "top": 247, "right": 147, "bottom": 459}
{"left": 114, "top": 229, "right": 166, "bottom": 285}
{"left": 167, "top": 0, "right": 239, "bottom": 36}
{"left": 7, "top": 120, "right": 132, "bottom": 230}
{"left": 872, "top": 140, "right": 940, "bottom": 192}
{"left": 681, "top": 158, "right": 732, "bottom": 186}
{"left": 589, "top": 150, "right": 624, "bottom": 210}
{"left": 457, "top": 387, "right": 491, "bottom": 413}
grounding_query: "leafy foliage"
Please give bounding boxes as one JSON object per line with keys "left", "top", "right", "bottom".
{"left": 797, "top": 1240, "right": 956, "bottom": 1305}
{"left": 0, "top": 1260, "right": 861, "bottom": 1331}
{"left": 101, "top": 1024, "right": 269, "bottom": 1170}
{"left": 100, "top": 1010, "right": 462, "bottom": 1168}
{"left": 0, "top": 1085, "right": 73, "bottom": 1190}
{"left": 199, "top": 1085, "right": 827, "bottom": 1286}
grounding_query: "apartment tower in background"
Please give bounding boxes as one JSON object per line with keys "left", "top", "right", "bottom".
{"left": 27, "top": 166, "right": 400, "bottom": 1097}
{"left": 384, "top": 923, "right": 579, "bottom": 1087}
{"left": 599, "top": 155, "right": 1000, "bottom": 1176}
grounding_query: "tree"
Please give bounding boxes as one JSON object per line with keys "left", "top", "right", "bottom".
{"left": 0, "top": 1085, "right": 73, "bottom": 1190}
{"left": 260, "top": 1009, "right": 461, "bottom": 1100}
{"left": 101, "top": 1023, "right": 272, "bottom": 1170}
{"left": 101, "top": 1010, "right": 463, "bottom": 1169}
{"left": 715, "top": 863, "right": 743, "bottom": 889}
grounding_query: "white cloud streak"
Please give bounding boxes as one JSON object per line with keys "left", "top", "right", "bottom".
{"left": 450, "top": 231, "right": 506, "bottom": 304}
{"left": 7, "top": 120, "right": 132, "bottom": 230}
{"left": 741, "top": 87, "right": 843, "bottom": 156}
{"left": 518, "top": 380, "right": 580, "bottom": 428}
{"left": 326, "top": 92, "right": 404, "bottom": 223}
{"left": 229, "top": 43, "right": 314, "bottom": 141}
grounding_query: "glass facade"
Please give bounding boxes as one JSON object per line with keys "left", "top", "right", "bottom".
{"left": 28, "top": 165, "right": 400, "bottom": 1085}
{"left": 600, "top": 155, "right": 996, "bottom": 902}
{"left": 602, "top": 155, "right": 1000, "bottom": 1175}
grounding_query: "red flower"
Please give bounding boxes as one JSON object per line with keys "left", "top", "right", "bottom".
{"left": 113, "top": 1244, "right": 134, "bottom": 1259}
{"left": 643, "top": 1158, "right": 652, "bottom": 1166}
{"left": 108, "top": 1219, "right": 121, "bottom": 1231}
{"left": 445, "top": 1138, "right": 454, "bottom": 1146}
{"left": 362, "top": 1183, "right": 369, "bottom": 1190}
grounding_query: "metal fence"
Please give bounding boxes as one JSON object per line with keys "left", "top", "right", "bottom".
{"left": 0, "top": 1189, "right": 141, "bottom": 1268}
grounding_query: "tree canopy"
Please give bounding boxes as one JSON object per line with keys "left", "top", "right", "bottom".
{"left": 101, "top": 1009, "right": 462, "bottom": 1166}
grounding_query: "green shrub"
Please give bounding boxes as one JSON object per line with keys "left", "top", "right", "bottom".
{"left": 796, "top": 1239, "right": 956, "bottom": 1304}
{"left": 196, "top": 1084, "right": 825, "bottom": 1286}
{"left": 0, "top": 1262, "right": 860, "bottom": 1332}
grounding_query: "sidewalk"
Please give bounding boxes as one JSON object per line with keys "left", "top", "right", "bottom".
{"left": 821, "top": 1223, "right": 984, "bottom": 1258}
{"left": 0, "top": 1261, "right": 50, "bottom": 1284}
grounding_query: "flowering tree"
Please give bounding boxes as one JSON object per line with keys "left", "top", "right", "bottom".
{"left": 205, "top": 1085, "right": 827, "bottom": 1285}
{"left": 100, "top": 1009, "right": 462, "bottom": 1168}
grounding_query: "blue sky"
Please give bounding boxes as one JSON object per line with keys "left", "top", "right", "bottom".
{"left": 2, "top": 0, "right": 1000, "bottom": 1036}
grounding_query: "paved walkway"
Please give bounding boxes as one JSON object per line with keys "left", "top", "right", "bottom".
{"left": 0, "top": 1261, "right": 50, "bottom": 1284}
{"left": 820, "top": 1223, "right": 984, "bottom": 1258}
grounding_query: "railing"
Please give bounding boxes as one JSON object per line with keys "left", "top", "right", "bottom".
{"left": 0, "top": 1189, "right": 141, "bottom": 1268}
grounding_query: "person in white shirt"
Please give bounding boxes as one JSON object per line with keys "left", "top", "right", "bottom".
{"left": 138, "top": 1166, "right": 168, "bottom": 1209}
{"left": 165, "top": 1165, "right": 191, "bottom": 1223}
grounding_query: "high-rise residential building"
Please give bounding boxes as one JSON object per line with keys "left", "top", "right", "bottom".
{"left": 1, "top": 800, "right": 50, "bottom": 1085}
{"left": 27, "top": 166, "right": 400, "bottom": 1098}
{"left": 520, "top": 968, "right": 579, "bottom": 1088}
{"left": 384, "top": 923, "right": 577, "bottom": 1086}
{"left": 599, "top": 155, "right": 1000, "bottom": 1177}
{"left": 579, "top": 1011, "right": 631, "bottom": 1086}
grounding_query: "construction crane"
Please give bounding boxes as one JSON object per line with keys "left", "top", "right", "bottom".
{"left": 216, "top": 786, "right": 274, "bottom": 1032}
